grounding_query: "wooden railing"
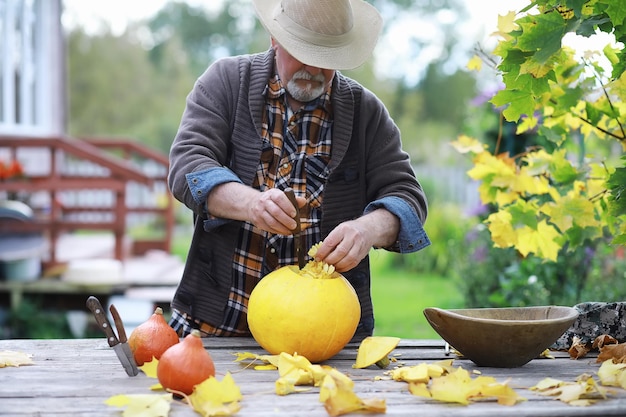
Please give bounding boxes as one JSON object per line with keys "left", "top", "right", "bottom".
{"left": 0, "top": 134, "right": 174, "bottom": 266}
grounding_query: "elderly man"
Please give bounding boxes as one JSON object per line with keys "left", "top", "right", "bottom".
{"left": 167, "top": 0, "right": 430, "bottom": 340}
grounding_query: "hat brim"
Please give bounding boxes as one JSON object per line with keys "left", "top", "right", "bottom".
{"left": 253, "top": 0, "right": 382, "bottom": 70}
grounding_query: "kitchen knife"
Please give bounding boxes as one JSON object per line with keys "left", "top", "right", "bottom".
{"left": 284, "top": 187, "right": 305, "bottom": 269}
{"left": 86, "top": 296, "right": 139, "bottom": 376}
{"left": 109, "top": 303, "right": 139, "bottom": 376}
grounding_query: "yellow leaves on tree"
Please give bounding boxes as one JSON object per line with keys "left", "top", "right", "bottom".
{"left": 450, "top": 134, "right": 611, "bottom": 261}
{"left": 392, "top": 360, "right": 525, "bottom": 406}
{"left": 0, "top": 350, "right": 33, "bottom": 367}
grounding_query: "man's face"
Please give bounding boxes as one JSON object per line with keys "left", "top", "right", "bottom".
{"left": 272, "top": 39, "right": 335, "bottom": 104}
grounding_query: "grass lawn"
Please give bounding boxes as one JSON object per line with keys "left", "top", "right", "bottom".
{"left": 369, "top": 251, "right": 464, "bottom": 340}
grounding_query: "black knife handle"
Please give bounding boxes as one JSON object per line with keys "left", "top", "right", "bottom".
{"left": 86, "top": 296, "right": 119, "bottom": 347}
{"left": 284, "top": 187, "right": 305, "bottom": 269}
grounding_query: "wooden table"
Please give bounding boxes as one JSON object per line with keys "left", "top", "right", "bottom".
{"left": 1, "top": 338, "right": 625, "bottom": 416}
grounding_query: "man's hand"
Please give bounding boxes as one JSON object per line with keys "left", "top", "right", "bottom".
{"left": 314, "top": 209, "right": 400, "bottom": 272}
{"left": 247, "top": 188, "right": 307, "bottom": 235}
{"left": 207, "top": 183, "right": 306, "bottom": 235}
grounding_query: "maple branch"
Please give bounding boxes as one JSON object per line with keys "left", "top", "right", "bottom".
{"left": 473, "top": 44, "right": 499, "bottom": 70}
{"left": 580, "top": 57, "right": 626, "bottom": 141}
{"left": 576, "top": 114, "right": 625, "bottom": 141}
{"left": 495, "top": 111, "right": 504, "bottom": 155}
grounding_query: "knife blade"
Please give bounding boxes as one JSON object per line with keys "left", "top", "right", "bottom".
{"left": 86, "top": 296, "right": 139, "bottom": 376}
{"left": 284, "top": 187, "right": 305, "bottom": 269}
{"left": 109, "top": 304, "right": 139, "bottom": 376}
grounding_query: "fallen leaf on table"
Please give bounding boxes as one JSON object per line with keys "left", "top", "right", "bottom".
{"left": 568, "top": 336, "right": 592, "bottom": 359}
{"left": 428, "top": 367, "right": 523, "bottom": 406}
{"left": 187, "top": 372, "right": 242, "bottom": 417}
{"left": 598, "top": 343, "right": 626, "bottom": 363}
{"left": 530, "top": 376, "right": 608, "bottom": 406}
{"left": 232, "top": 351, "right": 279, "bottom": 369}
{"left": 539, "top": 349, "right": 554, "bottom": 359}
{"left": 274, "top": 352, "right": 327, "bottom": 395}
{"left": 320, "top": 370, "right": 386, "bottom": 417}
{"left": 593, "top": 334, "right": 618, "bottom": 350}
{"left": 597, "top": 359, "right": 626, "bottom": 389}
{"left": 140, "top": 357, "right": 159, "bottom": 378}
{"left": 0, "top": 350, "right": 33, "bottom": 367}
{"left": 392, "top": 360, "right": 523, "bottom": 406}
{"left": 105, "top": 393, "right": 173, "bottom": 417}
{"left": 389, "top": 362, "right": 446, "bottom": 384}
{"left": 353, "top": 336, "right": 400, "bottom": 369}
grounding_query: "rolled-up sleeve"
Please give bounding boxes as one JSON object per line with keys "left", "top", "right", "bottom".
{"left": 364, "top": 196, "right": 430, "bottom": 253}
{"left": 186, "top": 167, "right": 243, "bottom": 230}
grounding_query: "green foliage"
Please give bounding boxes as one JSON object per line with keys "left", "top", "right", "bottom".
{"left": 391, "top": 202, "right": 476, "bottom": 277}
{"left": 455, "top": 224, "right": 626, "bottom": 308}
{"left": 370, "top": 251, "right": 464, "bottom": 339}
{"left": 67, "top": 28, "right": 195, "bottom": 152}
{"left": 459, "top": 0, "right": 626, "bottom": 262}
{"left": 3, "top": 299, "right": 74, "bottom": 339}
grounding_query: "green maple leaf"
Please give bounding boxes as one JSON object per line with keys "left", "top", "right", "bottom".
{"left": 604, "top": 0, "right": 626, "bottom": 27}
{"left": 517, "top": 12, "right": 568, "bottom": 64}
{"left": 490, "top": 89, "right": 535, "bottom": 122}
{"left": 607, "top": 166, "right": 626, "bottom": 217}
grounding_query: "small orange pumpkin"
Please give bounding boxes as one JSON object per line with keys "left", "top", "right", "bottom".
{"left": 247, "top": 254, "right": 361, "bottom": 363}
{"left": 157, "top": 329, "right": 215, "bottom": 395}
{"left": 128, "top": 307, "right": 179, "bottom": 365}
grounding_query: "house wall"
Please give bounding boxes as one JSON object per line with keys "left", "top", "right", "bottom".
{"left": 0, "top": 0, "right": 65, "bottom": 136}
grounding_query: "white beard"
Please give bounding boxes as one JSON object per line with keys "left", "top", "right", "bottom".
{"left": 286, "top": 70, "right": 327, "bottom": 102}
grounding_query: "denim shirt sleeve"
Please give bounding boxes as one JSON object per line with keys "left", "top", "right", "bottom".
{"left": 364, "top": 196, "right": 430, "bottom": 253}
{"left": 186, "top": 167, "right": 243, "bottom": 231}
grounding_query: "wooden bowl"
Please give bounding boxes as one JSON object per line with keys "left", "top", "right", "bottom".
{"left": 423, "top": 306, "right": 578, "bottom": 367}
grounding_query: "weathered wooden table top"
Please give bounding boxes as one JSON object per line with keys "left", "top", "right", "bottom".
{"left": 1, "top": 337, "right": 625, "bottom": 416}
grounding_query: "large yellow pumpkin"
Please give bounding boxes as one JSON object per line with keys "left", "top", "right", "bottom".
{"left": 247, "top": 261, "right": 360, "bottom": 363}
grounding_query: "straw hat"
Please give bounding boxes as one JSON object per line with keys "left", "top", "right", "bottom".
{"left": 253, "top": 0, "right": 383, "bottom": 70}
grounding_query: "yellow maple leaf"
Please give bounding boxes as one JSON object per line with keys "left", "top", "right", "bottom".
{"left": 319, "top": 372, "right": 386, "bottom": 417}
{"left": 390, "top": 362, "right": 446, "bottom": 383}
{"left": 466, "top": 55, "right": 483, "bottom": 72}
{"left": 140, "top": 357, "right": 159, "bottom": 378}
{"left": 516, "top": 221, "right": 561, "bottom": 261}
{"left": 105, "top": 393, "right": 173, "bottom": 417}
{"left": 451, "top": 135, "right": 487, "bottom": 154}
{"left": 540, "top": 189, "right": 600, "bottom": 232}
{"left": 597, "top": 359, "right": 626, "bottom": 389}
{"left": 530, "top": 376, "right": 607, "bottom": 406}
{"left": 485, "top": 211, "right": 518, "bottom": 249}
{"left": 408, "top": 382, "right": 431, "bottom": 397}
{"left": 187, "top": 372, "right": 242, "bottom": 417}
{"left": 353, "top": 336, "right": 400, "bottom": 369}
{"left": 468, "top": 152, "right": 516, "bottom": 182}
{"left": 232, "top": 351, "right": 279, "bottom": 368}
{"left": 493, "top": 11, "right": 518, "bottom": 38}
{"left": 0, "top": 350, "right": 33, "bottom": 367}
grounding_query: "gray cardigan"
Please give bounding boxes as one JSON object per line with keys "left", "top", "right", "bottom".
{"left": 168, "top": 49, "right": 430, "bottom": 337}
